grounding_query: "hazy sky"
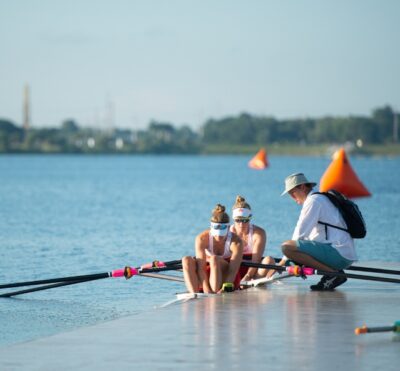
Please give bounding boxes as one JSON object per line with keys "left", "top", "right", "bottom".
{"left": 1, "top": 0, "right": 399, "bottom": 130}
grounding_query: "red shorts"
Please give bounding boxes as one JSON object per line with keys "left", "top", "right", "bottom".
{"left": 203, "top": 260, "right": 242, "bottom": 290}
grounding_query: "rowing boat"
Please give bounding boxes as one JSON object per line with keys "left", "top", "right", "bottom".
{"left": 240, "top": 271, "right": 292, "bottom": 287}
{"left": 160, "top": 272, "right": 292, "bottom": 307}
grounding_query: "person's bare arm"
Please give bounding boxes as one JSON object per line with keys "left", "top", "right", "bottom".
{"left": 224, "top": 236, "right": 243, "bottom": 283}
{"left": 243, "top": 227, "right": 266, "bottom": 280}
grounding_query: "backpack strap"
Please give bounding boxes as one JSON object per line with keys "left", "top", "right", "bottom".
{"left": 318, "top": 221, "right": 349, "bottom": 232}
{"left": 313, "top": 192, "right": 350, "bottom": 238}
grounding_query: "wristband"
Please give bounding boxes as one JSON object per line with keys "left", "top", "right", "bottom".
{"left": 222, "top": 282, "right": 234, "bottom": 292}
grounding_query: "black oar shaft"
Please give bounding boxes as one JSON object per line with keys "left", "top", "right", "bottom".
{"left": 0, "top": 277, "right": 100, "bottom": 298}
{"left": 0, "top": 260, "right": 182, "bottom": 290}
{"left": 345, "top": 266, "right": 400, "bottom": 275}
{"left": 241, "top": 261, "right": 286, "bottom": 271}
{"left": 365, "top": 326, "right": 396, "bottom": 333}
{"left": 272, "top": 257, "right": 400, "bottom": 276}
{"left": 162, "top": 260, "right": 182, "bottom": 266}
{"left": 241, "top": 261, "right": 400, "bottom": 284}
{"left": 0, "top": 262, "right": 184, "bottom": 297}
{"left": 140, "top": 264, "right": 182, "bottom": 274}
{"left": 0, "top": 272, "right": 111, "bottom": 289}
{"left": 315, "top": 270, "right": 400, "bottom": 284}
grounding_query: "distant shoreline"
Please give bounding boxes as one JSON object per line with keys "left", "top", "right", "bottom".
{"left": 1, "top": 144, "right": 400, "bottom": 156}
{"left": 203, "top": 143, "right": 400, "bottom": 156}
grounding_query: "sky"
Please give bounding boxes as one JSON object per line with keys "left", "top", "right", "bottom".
{"left": 1, "top": 0, "right": 399, "bottom": 130}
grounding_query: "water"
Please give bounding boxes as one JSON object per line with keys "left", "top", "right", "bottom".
{"left": 0, "top": 154, "right": 399, "bottom": 346}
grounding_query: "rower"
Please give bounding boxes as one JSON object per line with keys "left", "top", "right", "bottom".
{"left": 182, "top": 204, "right": 243, "bottom": 293}
{"left": 229, "top": 195, "right": 275, "bottom": 282}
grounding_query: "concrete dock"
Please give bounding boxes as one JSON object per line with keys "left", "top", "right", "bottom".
{"left": 0, "top": 267, "right": 399, "bottom": 371}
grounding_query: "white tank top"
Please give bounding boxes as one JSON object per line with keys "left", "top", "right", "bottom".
{"left": 230, "top": 224, "right": 254, "bottom": 255}
{"left": 206, "top": 231, "right": 233, "bottom": 259}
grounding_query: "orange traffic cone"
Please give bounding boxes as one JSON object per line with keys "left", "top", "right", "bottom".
{"left": 320, "top": 148, "right": 371, "bottom": 198}
{"left": 248, "top": 148, "right": 268, "bottom": 170}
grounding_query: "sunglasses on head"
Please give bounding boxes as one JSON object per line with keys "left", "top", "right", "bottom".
{"left": 234, "top": 218, "right": 250, "bottom": 224}
{"left": 210, "top": 223, "right": 229, "bottom": 230}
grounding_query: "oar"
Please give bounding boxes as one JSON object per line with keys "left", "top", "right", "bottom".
{"left": 0, "top": 259, "right": 182, "bottom": 289}
{"left": 0, "top": 260, "right": 182, "bottom": 298}
{"left": 355, "top": 321, "right": 400, "bottom": 335}
{"left": 0, "top": 278, "right": 98, "bottom": 298}
{"left": 0, "top": 272, "right": 185, "bottom": 298}
{"left": 344, "top": 265, "right": 400, "bottom": 276}
{"left": 272, "top": 257, "right": 400, "bottom": 276}
{"left": 241, "top": 261, "right": 400, "bottom": 284}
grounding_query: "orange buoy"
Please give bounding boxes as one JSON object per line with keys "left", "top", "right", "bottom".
{"left": 248, "top": 148, "right": 268, "bottom": 169}
{"left": 320, "top": 148, "right": 371, "bottom": 198}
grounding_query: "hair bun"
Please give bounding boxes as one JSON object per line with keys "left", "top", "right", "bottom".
{"left": 232, "top": 195, "right": 251, "bottom": 210}
{"left": 236, "top": 195, "right": 245, "bottom": 203}
{"left": 210, "top": 203, "right": 229, "bottom": 223}
{"left": 214, "top": 204, "right": 225, "bottom": 213}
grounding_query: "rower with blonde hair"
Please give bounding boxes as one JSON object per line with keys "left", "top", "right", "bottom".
{"left": 182, "top": 204, "right": 243, "bottom": 293}
{"left": 230, "top": 195, "right": 275, "bottom": 282}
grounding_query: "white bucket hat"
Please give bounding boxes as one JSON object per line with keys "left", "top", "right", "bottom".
{"left": 281, "top": 173, "right": 317, "bottom": 196}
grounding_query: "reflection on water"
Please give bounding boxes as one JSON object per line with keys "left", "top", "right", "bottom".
{"left": 173, "top": 279, "right": 400, "bottom": 369}
{"left": 178, "top": 284, "right": 360, "bottom": 369}
{"left": 179, "top": 289, "right": 273, "bottom": 366}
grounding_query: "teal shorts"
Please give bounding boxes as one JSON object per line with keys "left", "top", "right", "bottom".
{"left": 296, "top": 240, "right": 353, "bottom": 270}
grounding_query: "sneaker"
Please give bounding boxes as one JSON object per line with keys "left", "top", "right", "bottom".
{"left": 310, "top": 270, "right": 347, "bottom": 291}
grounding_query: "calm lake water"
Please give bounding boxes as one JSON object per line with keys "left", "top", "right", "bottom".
{"left": 1, "top": 154, "right": 399, "bottom": 346}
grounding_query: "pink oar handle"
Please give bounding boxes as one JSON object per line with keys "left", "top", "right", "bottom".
{"left": 302, "top": 267, "right": 315, "bottom": 275}
{"left": 111, "top": 267, "right": 138, "bottom": 278}
{"left": 286, "top": 266, "right": 315, "bottom": 276}
{"left": 110, "top": 260, "right": 167, "bottom": 279}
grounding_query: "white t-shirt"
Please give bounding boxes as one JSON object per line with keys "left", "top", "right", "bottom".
{"left": 292, "top": 192, "right": 357, "bottom": 261}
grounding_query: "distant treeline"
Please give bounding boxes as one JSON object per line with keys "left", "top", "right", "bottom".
{"left": 0, "top": 105, "right": 398, "bottom": 154}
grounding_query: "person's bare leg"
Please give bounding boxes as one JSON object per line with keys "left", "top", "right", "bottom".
{"left": 220, "top": 259, "right": 231, "bottom": 284}
{"left": 182, "top": 256, "right": 200, "bottom": 293}
{"left": 281, "top": 240, "right": 335, "bottom": 272}
{"left": 208, "top": 255, "right": 223, "bottom": 292}
{"left": 257, "top": 256, "right": 275, "bottom": 277}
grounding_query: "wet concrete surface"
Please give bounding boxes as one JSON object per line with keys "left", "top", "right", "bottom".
{"left": 0, "top": 266, "right": 399, "bottom": 371}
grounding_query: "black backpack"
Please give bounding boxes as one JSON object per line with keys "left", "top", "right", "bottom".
{"left": 314, "top": 189, "right": 367, "bottom": 239}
